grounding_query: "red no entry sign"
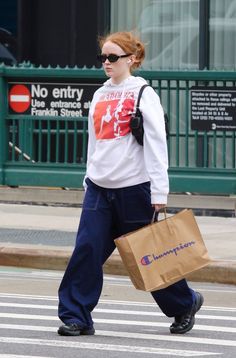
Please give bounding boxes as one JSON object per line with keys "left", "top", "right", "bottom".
{"left": 9, "top": 84, "right": 31, "bottom": 113}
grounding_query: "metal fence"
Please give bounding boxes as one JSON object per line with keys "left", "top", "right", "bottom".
{"left": 0, "top": 64, "right": 235, "bottom": 194}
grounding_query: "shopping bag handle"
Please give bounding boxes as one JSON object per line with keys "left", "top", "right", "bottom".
{"left": 151, "top": 208, "right": 174, "bottom": 235}
{"left": 151, "top": 207, "right": 167, "bottom": 223}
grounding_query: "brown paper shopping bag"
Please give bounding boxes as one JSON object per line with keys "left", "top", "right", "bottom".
{"left": 114, "top": 209, "right": 211, "bottom": 292}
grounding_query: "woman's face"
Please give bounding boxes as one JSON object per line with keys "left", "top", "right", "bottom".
{"left": 101, "top": 41, "right": 132, "bottom": 84}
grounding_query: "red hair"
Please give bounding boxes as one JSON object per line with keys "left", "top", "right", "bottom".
{"left": 99, "top": 31, "right": 145, "bottom": 70}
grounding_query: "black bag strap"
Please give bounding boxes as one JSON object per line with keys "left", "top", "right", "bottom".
{"left": 130, "top": 84, "right": 169, "bottom": 145}
{"left": 136, "top": 84, "right": 169, "bottom": 140}
{"left": 129, "top": 85, "right": 149, "bottom": 146}
{"left": 136, "top": 84, "right": 149, "bottom": 111}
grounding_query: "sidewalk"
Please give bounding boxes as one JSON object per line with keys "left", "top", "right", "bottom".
{"left": 0, "top": 187, "right": 236, "bottom": 286}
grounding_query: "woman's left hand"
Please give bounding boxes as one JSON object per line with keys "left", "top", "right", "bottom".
{"left": 153, "top": 203, "right": 166, "bottom": 212}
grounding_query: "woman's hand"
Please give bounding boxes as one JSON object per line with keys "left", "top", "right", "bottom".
{"left": 153, "top": 204, "right": 166, "bottom": 212}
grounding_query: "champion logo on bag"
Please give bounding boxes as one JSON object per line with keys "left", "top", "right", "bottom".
{"left": 141, "top": 255, "right": 153, "bottom": 266}
{"left": 140, "top": 241, "right": 196, "bottom": 266}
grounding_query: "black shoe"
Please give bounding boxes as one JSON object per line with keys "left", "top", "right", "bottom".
{"left": 58, "top": 323, "right": 95, "bottom": 336}
{"left": 170, "top": 292, "right": 204, "bottom": 334}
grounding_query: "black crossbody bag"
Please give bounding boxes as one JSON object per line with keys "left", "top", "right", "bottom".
{"left": 130, "top": 84, "right": 169, "bottom": 145}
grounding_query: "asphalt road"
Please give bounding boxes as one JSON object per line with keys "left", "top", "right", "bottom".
{"left": 0, "top": 266, "right": 235, "bottom": 357}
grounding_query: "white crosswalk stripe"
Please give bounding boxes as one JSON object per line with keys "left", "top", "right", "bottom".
{"left": 0, "top": 323, "right": 235, "bottom": 348}
{"left": 0, "top": 292, "right": 235, "bottom": 357}
{"left": 0, "top": 355, "right": 50, "bottom": 358}
{"left": 1, "top": 302, "right": 236, "bottom": 321}
{"left": 0, "top": 312, "right": 235, "bottom": 334}
{"left": 0, "top": 337, "right": 221, "bottom": 357}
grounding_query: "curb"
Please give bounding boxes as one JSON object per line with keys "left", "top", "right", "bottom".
{"left": 0, "top": 246, "right": 236, "bottom": 286}
{"left": 104, "top": 256, "right": 236, "bottom": 286}
{"left": 0, "top": 187, "right": 235, "bottom": 217}
{"left": 0, "top": 246, "right": 72, "bottom": 271}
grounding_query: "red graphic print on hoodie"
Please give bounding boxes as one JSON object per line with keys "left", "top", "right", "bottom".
{"left": 93, "top": 91, "right": 135, "bottom": 140}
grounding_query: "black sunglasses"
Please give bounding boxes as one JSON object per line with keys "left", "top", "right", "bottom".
{"left": 97, "top": 53, "right": 132, "bottom": 63}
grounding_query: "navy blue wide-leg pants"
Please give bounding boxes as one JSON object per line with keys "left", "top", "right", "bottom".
{"left": 58, "top": 179, "right": 195, "bottom": 329}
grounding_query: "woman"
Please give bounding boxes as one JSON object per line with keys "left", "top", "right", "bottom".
{"left": 58, "top": 31, "right": 203, "bottom": 336}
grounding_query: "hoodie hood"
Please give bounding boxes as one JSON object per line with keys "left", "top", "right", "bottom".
{"left": 103, "top": 75, "right": 147, "bottom": 87}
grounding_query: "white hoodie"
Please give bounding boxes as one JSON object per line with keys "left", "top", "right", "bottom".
{"left": 85, "top": 75, "right": 169, "bottom": 204}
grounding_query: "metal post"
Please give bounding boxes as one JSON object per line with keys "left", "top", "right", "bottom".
{"left": 0, "top": 74, "right": 7, "bottom": 184}
{"left": 199, "top": 0, "right": 210, "bottom": 70}
{"left": 197, "top": 0, "right": 210, "bottom": 167}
